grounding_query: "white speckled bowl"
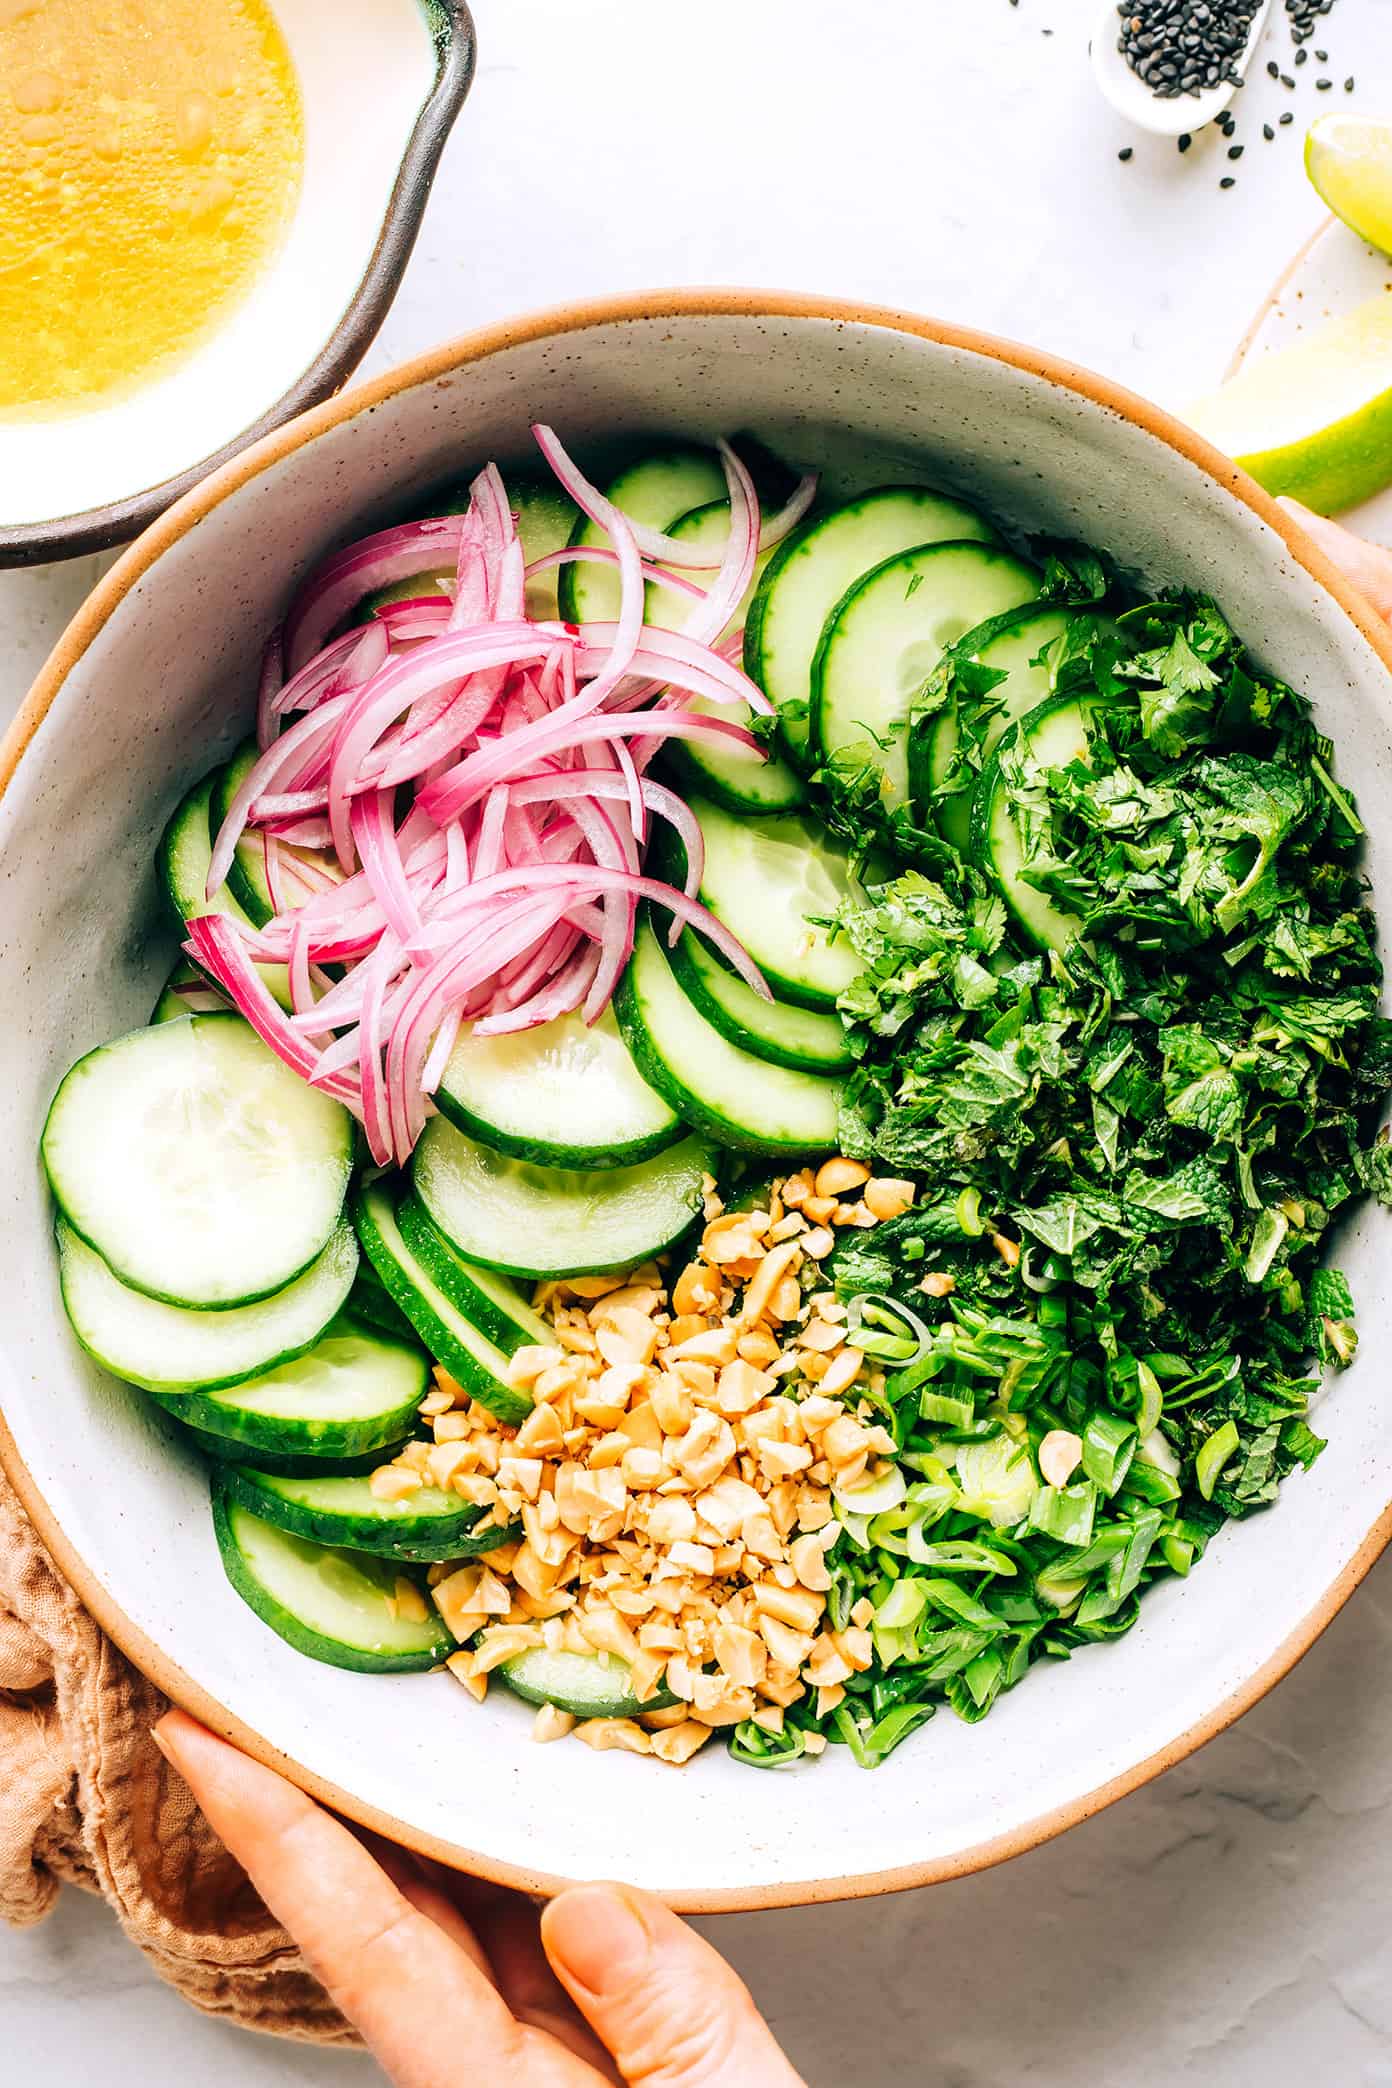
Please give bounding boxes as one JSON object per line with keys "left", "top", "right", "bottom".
{"left": 4, "top": 292, "right": 1392, "bottom": 1910}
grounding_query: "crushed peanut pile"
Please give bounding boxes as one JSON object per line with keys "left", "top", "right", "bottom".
{"left": 369, "top": 1158, "right": 918, "bottom": 1764}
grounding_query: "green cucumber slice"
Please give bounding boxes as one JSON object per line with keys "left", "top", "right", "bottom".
{"left": 212, "top": 742, "right": 345, "bottom": 929}
{"left": 158, "top": 771, "right": 293, "bottom": 1010}
{"left": 212, "top": 1482, "right": 453, "bottom": 1672}
{"left": 412, "top": 1119, "right": 712, "bottom": 1280}
{"left": 666, "top": 931, "right": 853, "bottom": 1073}
{"left": 43, "top": 1013, "right": 354, "bottom": 1309}
{"left": 910, "top": 605, "right": 1081, "bottom": 853}
{"left": 615, "top": 916, "right": 841, "bottom": 1156}
{"left": 435, "top": 1005, "right": 681, "bottom": 1169}
{"left": 811, "top": 542, "right": 1041, "bottom": 805}
{"left": 350, "top": 1260, "right": 417, "bottom": 1341}
{"left": 678, "top": 795, "right": 868, "bottom": 1009}
{"left": 649, "top": 500, "right": 806, "bottom": 816}
{"left": 150, "top": 960, "right": 226, "bottom": 1024}
{"left": 353, "top": 1183, "right": 532, "bottom": 1424}
{"left": 58, "top": 1217, "right": 358, "bottom": 1394}
{"left": 174, "top": 1415, "right": 410, "bottom": 1478}
{"left": 147, "top": 1314, "right": 428, "bottom": 1460}
{"left": 972, "top": 693, "right": 1111, "bottom": 953}
{"left": 500, "top": 1646, "right": 677, "bottom": 1719}
{"left": 744, "top": 486, "right": 997, "bottom": 767}
{"left": 216, "top": 1463, "right": 508, "bottom": 1563}
{"left": 557, "top": 447, "right": 728, "bottom": 624}
{"left": 396, "top": 1195, "right": 553, "bottom": 1353}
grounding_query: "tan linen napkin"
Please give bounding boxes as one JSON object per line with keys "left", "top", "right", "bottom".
{"left": 0, "top": 1464, "right": 358, "bottom": 2045}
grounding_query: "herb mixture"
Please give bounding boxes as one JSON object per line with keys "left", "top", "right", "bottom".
{"left": 777, "top": 574, "right": 1392, "bottom": 1757}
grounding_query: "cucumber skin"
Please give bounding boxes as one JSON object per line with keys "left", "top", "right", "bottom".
{"left": 396, "top": 1195, "right": 546, "bottom": 1356}
{"left": 353, "top": 1186, "right": 533, "bottom": 1426}
{"left": 659, "top": 735, "right": 809, "bottom": 819}
{"left": 500, "top": 1652, "right": 678, "bottom": 1720}
{"left": 968, "top": 691, "right": 1098, "bottom": 954}
{"left": 432, "top": 1070, "right": 685, "bottom": 1174}
{"left": 211, "top": 1482, "right": 453, "bottom": 1674}
{"left": 216, "top": 1462, "right": 516, "bottom": 1564}
{"left": 665, "top": 934, "right": 853, "bottom": 1075}
{"left": 741, "top": 515, "right": 821, "bottom": 772}
{"left": 170, "top": 1412, "right": 412, "bottom": 1477}
{"left": 143, "top": 1314, "right": 427, "bottom": 1460}
{"left": 612, "top": 943, "right": 840, "bottom": 1160}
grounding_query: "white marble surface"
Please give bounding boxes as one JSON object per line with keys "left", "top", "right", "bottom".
{"left": 5, "top": 0, "right": 1392, "bottom": 2080}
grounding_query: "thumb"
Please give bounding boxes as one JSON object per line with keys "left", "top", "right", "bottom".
{"left": 540, "top": 1882, "right": 805, "bottom": 2088}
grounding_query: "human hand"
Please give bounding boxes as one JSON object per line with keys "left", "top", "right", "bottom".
{"left": 151, "top": 1710, "right": 805, "bottom": 2088}
{"left": 1280, "top": 497, "right": 1392, "bottom": 622}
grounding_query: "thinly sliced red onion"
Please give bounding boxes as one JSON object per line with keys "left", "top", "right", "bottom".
{"left": 530, "top": 428, "right": 816, "bottom": 565}
{"left": 525, "top": 544, "right": 707, "bottom": 601}
{"left": 284, "top": 517, "right": 466, "bottom": 673}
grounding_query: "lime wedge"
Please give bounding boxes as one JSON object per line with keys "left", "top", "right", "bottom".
{"left": 1307, "top": 114, "right": 1392, "bottom": 258}
{"left": 1186, "top": 291, "right": 1392, "bottom": 513}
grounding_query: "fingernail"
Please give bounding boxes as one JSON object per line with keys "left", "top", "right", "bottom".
{"left": 149, "top": 1719, "right": 174, "bottom": 1764}
{"left": 544, "top": 1883, "right": 652, "bottom": 1994}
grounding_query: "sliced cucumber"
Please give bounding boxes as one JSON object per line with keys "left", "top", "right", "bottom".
{"left": 435, "top": 1005, "right": 682, "bottom": 1170}
{"left": 744, "top": 486, "right": 997, "bottom": 767}
{"left": 43, "top": 1014, "right": 354, "bottom": 1310}
{"left": 676, "top": 795, "right": 868, "bottom": 1009}
{"left": 212, "top": 1482, "right": 453, "bottom": 1673}
{"left": 972, "top": 693, "right": 1109, "bottom": 953}
{"left": 158, "top": 771, "right": 292, "bottom": 1010}
{"left": 151, "top": 960, "right": 226, "bottom": 1024}
{"left": 396, "top": 1194, "right": 553, "bottom": 1354}
{"left": 211, "top": 742, "right": 343, "bottom": 929}
{"left": 648, "top": 501, "right": 806, "bottom": 815}
{"left": 174, "top": 1416, "right": 409, "bottom": 1479}
{"left": 58, "top": 1217, "right": 358, "bottom": 1394}
{"left": 666, "top": 931, "right": 853, "bottom": 1073}
{"left": 500, "top": 1646, "right": 677, "bottom": 1719}
{"left": 911, "top": 605, "right": 1082, "bottom": 853}
{"left": 412, "top": 1119, "right": 712, "bottom": 1280}
{"left": 147, "top": 1314, "right": 428, "bottom": 1461}
{"left": 363, "top": 474, "right": 580, "bottom": 624}
{"left": 353, "top": 1183, "right": 532, "bottom": 1425}
{"left": 615, "top": 917, "right": 842, "bottom": 1156}
{"left": 811, "top": 543, "right": 1041, "bottom": 805}
{"left": 557, "top": 447, "right": 727, "bottom": 625}
{"left": 216, "top": 1463, "right": 507, "bottom": 1564}
{"left": 350, "top": 1259, "right": 417, "bottom": 1341}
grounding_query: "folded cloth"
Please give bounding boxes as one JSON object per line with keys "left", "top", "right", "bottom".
{"left": 0, "top": 1465, "right": 357, "bottom": 2045}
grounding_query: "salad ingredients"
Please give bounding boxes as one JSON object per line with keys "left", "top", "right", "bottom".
{"left": 183, "top": 428, "right": 814, "bottom": 1168}
{"left": 42, "top": 427, "right": 1388, "bottom": 1777}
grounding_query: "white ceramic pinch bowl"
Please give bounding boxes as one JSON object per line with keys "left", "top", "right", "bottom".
{"left": 4, "top": 291, "right": 1392, "bottom": 1910}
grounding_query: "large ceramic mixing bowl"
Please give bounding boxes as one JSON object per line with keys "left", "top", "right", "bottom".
{"left": 4, "top": 291, "right": 1391, "bottom": 1910}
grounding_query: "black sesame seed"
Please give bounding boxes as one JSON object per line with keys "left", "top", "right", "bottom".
{"left": 1267, "top": 58, "right": 1280, "bottom": 76}
{"left": 1280, "top": 110, "right": 1294, "bottom": 124}
{"left": 1315, "top": 48, "right": 1328, "bottom": 60}
{"left": 1228, "top": 143, "right": 1244, "bottom": 158}
{"left": 1220, "top": 175, "right": 1237, "bottom": 188}
{"left": 1263, "top": 122, "right": 1275, "bottom": 139}
{"left": 1317, "top": 76, "right": 1332, "bottom": 88}
{"left": 1178, "top": 132, "right": 1193, "bottom": 151}
{"left": 1295, "top": 46, "right": 1308, "bottom": 63}
{"left": 1119, "top": 146, "right": 1134, "bottom": 160}
{"left": 1346, "top": 77, "right": 1356, "bottom": 91}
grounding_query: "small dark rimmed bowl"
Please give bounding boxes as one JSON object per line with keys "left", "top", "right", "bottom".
{"left": 0, "top": 0, "right": 475, "bottom": 567}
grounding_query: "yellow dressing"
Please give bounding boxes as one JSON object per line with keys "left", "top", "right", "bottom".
{"left": 0, "top": 0, "right": 303, "bottom": 417}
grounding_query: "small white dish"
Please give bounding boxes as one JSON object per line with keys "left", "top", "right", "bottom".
{"left": 1091, "top": 0, "right": 1274, "bottom": 137}
{"left": 4, "top": 290, "right": 1392, "bottom": 1909}
{"left": 0, "top": 0, "right": 475, "bottom": 567}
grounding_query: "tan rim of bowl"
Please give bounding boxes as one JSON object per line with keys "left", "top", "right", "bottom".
{"left": 5, "top": 287, "right": 1392, "bottom": 1912}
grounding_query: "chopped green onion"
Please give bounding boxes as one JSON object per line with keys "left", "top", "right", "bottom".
{"left": 1081, "top": 1411, "right": 1137, "bottom": 1497}
{"left": 919, "top": 1578, "right": 1003, "bottom": 1631}
{"left": 874, "top": 1579, "right": 929, "bottom": 1632}
{"left": 918, "top": 1387, "right": 976, "bottom": 1428}
{"left": 1028, "top": 1480, "right": 1098, "bottom": 1546}
{"left": 956, "top": 1185, "right": 985, "bottom": 1236}
{"left": 1196, "top": 1419, "right": 1240, "bottom": 1500}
